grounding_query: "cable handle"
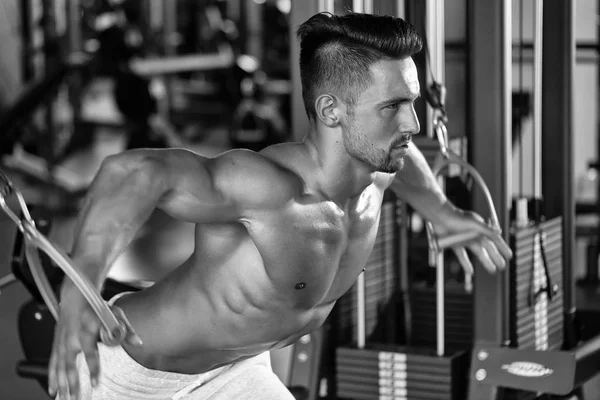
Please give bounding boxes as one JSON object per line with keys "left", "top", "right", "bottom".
{"left": 427, "top": 121, "right": 502, "bottom": 251}
{"left": 425, "top": 121, "right": 502, "bottom": 356}
{"left": 0, "top": 169, "right": 127, "bottom": 345}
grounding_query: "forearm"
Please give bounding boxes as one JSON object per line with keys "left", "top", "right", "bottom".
{"left": 389, "top": 142, "right": 451, "bottom": 223}
{"left": 63, "top": 154, "right": 168, "bottom": 292}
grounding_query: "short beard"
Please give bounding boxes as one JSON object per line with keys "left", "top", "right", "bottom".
{"left": 378, "top": 151, "right": 404, "bottom": 173}
{"left": 342, "top": 118, "right": 404, "bottom": 173}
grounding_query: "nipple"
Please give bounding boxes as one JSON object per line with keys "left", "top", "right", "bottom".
{"left": 295, "top": 282, "right": 306, "bottom": 290}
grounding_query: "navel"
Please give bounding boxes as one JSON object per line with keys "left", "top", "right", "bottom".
{"left": 295, "top": 282, "right": 306, "bottom": 290}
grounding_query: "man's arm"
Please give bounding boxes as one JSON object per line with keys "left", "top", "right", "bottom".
{"left": 66, "top": 147, "right": 297, "bottom": 291}
{"left": 386, "top": 142, "right": 512, "bottom": 274}
{"left": 387, "top": 141, "right": 449, "bottom": 223}
{"left": 50, "top": 147, "right": 298, "bottom": 399}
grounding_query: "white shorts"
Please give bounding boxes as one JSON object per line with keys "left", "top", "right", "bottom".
{"left": 61, "top": 293, "right": 294, "bottom": 399}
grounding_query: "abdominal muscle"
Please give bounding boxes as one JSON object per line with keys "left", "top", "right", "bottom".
{"left": 114, "top": 253, "right": 337, "bottom": 376}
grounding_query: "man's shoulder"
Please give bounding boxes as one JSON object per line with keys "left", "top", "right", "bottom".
{"left": 209, "top": 146, "right": 305, "bottom": 209}
{"left": 213, "top": 146, "right": 304, "bottom": 182}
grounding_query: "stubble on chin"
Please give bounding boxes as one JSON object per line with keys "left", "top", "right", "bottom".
{"left": 377, "top": 155, "right": 403, "bottom": 174}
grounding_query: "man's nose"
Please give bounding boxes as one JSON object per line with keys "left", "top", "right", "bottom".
{"left": 400, "top": 106, "right": 420, "bottom": 136}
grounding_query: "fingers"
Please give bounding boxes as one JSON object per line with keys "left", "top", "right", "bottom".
{"left": 112, "top": 307, "right": 143, "bottom": 347}
{"left": 56, "top": 346, "right": 71, "bottom": 400}
{"left": 79, "top": 331, "right": 100, "bottom": 388}
{"left": 477, "top": 223, "right": 513, "bottom": 260}
{"left": 452, "top": 247, "right": 474, "bottom": 275}
{"left": 48, "top": 344, "right": 58, "bottom": 397}
{"left": 49, "top": 305, "right": 104, "bottom": 400}
{"left": 481, "top": 239, "right": 506, "bottom": 270}
{"left": 492, "top": 233, "right": 513, "bottom": 260}
{"left": 467, "top": 243, "right": 496, "bottom": 274}
{"left": 452, "top": 239, "right": 507, "bottom": 276}
{"left": 65, "top": 346, "right": 81, "bottom": 400}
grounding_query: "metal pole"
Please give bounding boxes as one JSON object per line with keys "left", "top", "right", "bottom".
{"left": 541, "top": 0, "right": 575, "bottom": 348}
{"left": 357, "top": 271, "right": 366, "bottom": 348}
{"left": 468, "top": 0, "right": 511, "bottom": 350}
{"left": 68, "top": 0, "right": 82, "bottom": 60}
{"left": 396, "top": 0, "right": 405, "bottom": 18}
{"left": 318, "top": 0, "right": 335, "bottom": 13}
{"left": 352, "top": 0, "right": 364, "bottom": 13}
{"left": 533, "top": 0, "right": 543, "bottom": 199}
{"left": 436, "top": 251, "right": 445, "bottom": 356}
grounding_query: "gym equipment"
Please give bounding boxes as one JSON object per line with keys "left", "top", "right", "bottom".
{"left": 509, "top": 217, "right": 563, "bottom": 351}
{"left": 466, "top": 1, "right": 600, "bottom": 398}
{"left": 0, "top": 203, "right": 145, "bottom": 390}
{"left": 287, "top": 326, "right": 330, "bottom": 400}
{"left": 1, "top": 0, "right": 101, "bottom": 215}
{"left": 336, "top": 103, "right": 500, "bottom": 400}
{"left": 409, "top": 281, "right": 473, "bottom": 353}
{"left": 0, "top": 58, "right": 91, "bottom": 215}
{"left": 0, "top": 169, "right": 127, "bottom": 343}
{"left": 335, "top": 194, "right": 400, "bottom": 346}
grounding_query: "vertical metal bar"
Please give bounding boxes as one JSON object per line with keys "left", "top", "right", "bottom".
{"left": 67, "top": 0, "right": 81, "bottom": 57}
{"left": 149, "top": 0, "right": 163, "bottom": 32}
{"left": 163, "top": 0, "right": 177, "bottom": 56}
{"left": 357, "top": 271, "right": 366, "bottom": 348}
{"left": 541, "top": 0, "right": 575, "bottom": 347}
{"left": 67, "top": 0, "right": 83, "bottom": 127}
{"left": 467, "top": 0, "right": 511, "bottom": 361}
{"left": 318, "top": 0, "right": 335, "bottom": 13}
{"left": 532, "top": 0, "right": 543, "bottom": 199}
{"left": 159, "top": 0, "right": 177, "bottom": 119}
{"left": 425, "top": 0, "right": 446, "bottom": 357}
{"left": 405, "top": 0, "right": 429, "bottom": 137}
{"left": 20, "top": 0, "right": 33, "bottom": 82}
{"left": 436, "top": 252, "right": 445, "bottom": 356}
{"left": 423, "top": 0, "right": 444, "bottom": 139}
{"left": 363, "top": 0, "right": 374, "bottom": 14}
{"left": 352, "top": 0, "right": 364, "bottom": 13}
{"left": 226, "top": 0, "right": 241, "bottom": 22}
{"left": 428, "top": 0, "right": 445, "bottom": 83}
{"left": 245, "top": 0, "right": 264, "bottom": 62}
{"left": 396, "top": 0, "right": 406, "bottom": 18}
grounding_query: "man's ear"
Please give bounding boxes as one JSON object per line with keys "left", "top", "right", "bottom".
{"left": 315, "top": 94, "right": 342, "bottom": 127}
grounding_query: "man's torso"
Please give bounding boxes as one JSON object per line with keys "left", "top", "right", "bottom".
{"left": 117, "top": 147, "right": 389, "bottom": 374}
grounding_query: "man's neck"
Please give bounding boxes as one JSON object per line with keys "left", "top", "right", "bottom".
{"left": 302, "top": 127, "right": 376, "bottom": 204}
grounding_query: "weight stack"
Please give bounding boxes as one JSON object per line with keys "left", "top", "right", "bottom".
{"left": 336, "top": 339, "right": 469, "bottom": 399}
{"left": 505, "top": 217, "right": 564, "bottom": 400}
{"left": 410, "top": 283, "right": 473, "bottom": 353}
{"left": 336, "top": 195, "right": 398, "bottom": 344}
{"left": 511, "top": 217, "right": 563, "bottom": 350}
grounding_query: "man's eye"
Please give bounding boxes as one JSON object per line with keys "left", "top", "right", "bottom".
{"left": 385, "top": 103, "right": 400, "bottom": 110}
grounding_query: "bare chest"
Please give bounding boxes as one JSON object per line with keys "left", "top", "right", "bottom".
{"left": 246, "top": 187, "right": 385, "bottom": 307}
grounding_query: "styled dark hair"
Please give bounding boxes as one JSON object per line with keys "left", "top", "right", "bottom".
{"left": 297, "top": 12, "right": 422, "bottom": 121}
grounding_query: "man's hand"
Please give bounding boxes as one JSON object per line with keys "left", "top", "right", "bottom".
{"left": 430, "top": 203, "right": 513, "bottom": 274}
{"left": 48, "top": 287, "right": 142, "bottom": 400}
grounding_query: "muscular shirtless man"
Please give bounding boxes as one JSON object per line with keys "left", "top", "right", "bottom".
{"left": 49, "top": 12, "right": 512, "bottom": 400}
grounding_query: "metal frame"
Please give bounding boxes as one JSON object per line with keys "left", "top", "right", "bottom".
{"left": 466, "top": 0, "right": 512, "bottom": 396}
{"left": 541, "top": 0, "right": 576, "bottom": 346}
{"left": 467, "top": 0, "right": 512, "bottom": 357}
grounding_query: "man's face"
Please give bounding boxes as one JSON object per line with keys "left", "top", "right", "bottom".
{"left": 341, "top": 58, "right": 421, "bottom": 173}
